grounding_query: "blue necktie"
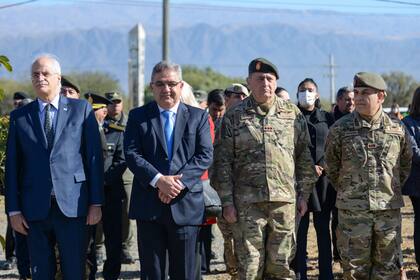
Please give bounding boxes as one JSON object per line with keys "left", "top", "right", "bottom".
{"left": 162, "top": 110, "right": 174, "bottom": 160}
{"left": 44, "top": 104, "right": 54, "bottom": 149}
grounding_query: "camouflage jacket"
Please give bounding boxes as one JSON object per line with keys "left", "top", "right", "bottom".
{"left": 325, "top": 110, "right": 412, "bottom": 210}
{"left": 214, "top": 96, "right": 317, "bottom": 207}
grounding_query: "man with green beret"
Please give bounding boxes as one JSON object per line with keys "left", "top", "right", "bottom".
{"left": 325, "top": 72, "right": 412, "bottom": 279}
{"left": 60, "top": 75, "right": 80, "bottom": 99}
{"left": 214, "top": 57, "right": 317, "bottom": 279}
{"left": 104, "top": 91, "right": 136, "bottom": 265}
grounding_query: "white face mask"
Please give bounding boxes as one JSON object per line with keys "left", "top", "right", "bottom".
{"left": 298, "top": 90, "right": 317, "bottom": 108}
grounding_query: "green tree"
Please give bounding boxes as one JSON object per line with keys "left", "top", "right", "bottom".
{"left": 66, "top": 71, "right": 123, "bottom": 95}
{"left": 382, "top": 71, "right": 419, "bottom": 107}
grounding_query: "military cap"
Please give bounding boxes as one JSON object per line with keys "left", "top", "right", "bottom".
{"left": 225, "top": 83, "right": 250, "bottom": 97}
{"left": 13, "top": 91, "right": 28, "bottom": 100}
{"left": 84, "top": 92, "right": 112, "bottom": 110}
{"left": 61, "top": 75, "right": 80, "bottom": 93}
{"left": 248, "top": 57, "right": 279, "bottom": 80}
{"left": 353, "top": 72, "right": 387, "bottom": 91}
{"left": 193, "top": 90, "right": 207, "bottom": 102}
{"left": 105, "top": 91, "right": 122, "bottom": 102}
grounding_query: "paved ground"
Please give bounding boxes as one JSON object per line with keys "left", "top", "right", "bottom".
{"left": 0, "top": 196, "right": 418, "bottom": 279}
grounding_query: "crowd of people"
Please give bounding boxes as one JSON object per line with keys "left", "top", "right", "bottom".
{"left": 2, "top": 53, "right": 420, "bottom": 280}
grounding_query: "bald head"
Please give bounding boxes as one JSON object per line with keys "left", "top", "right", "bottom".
{"left": 31, "top": 54, "right": 62, "bottom": 101}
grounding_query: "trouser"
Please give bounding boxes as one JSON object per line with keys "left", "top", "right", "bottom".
{"left": 27, "top": 200, "right": 88, "bottom": 280}
{"left": 293, "top": 208, "right": 333, "bottom": 280}
{"left": 102, "top": 186, "right": 123, "bottom": 280}
{"left": 236, "top": 201, "right": 296, "bottom": 280}
{"left": 121, "top": 183, "right": 135, "bottom": 254}
{"left": 217, "top": 217, "right": 238, "bottom": 276}
{"left": 331, "top": 207, "right": 340, "bottom": 260}
{"left": 410, "top": 196, "right": 420, "bottom": 268}
{"left": 15, "top": 231, "right": 31, "bottom": 278}
{"left": 337, "top": 208, "right": 402, "bottom": 280}
{"left": 5, "top": 217, "right": 15, "bottom": 260}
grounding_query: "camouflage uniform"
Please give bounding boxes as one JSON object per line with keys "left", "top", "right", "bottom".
{"left": 216, "top": 95, "right": 317, "bottom": 280}
{"left": 325, "top": 109, "right": 412, "bottom": 279}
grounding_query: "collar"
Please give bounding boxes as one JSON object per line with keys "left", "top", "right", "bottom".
{"left": 158, "top": 101, "right": 180, "bottom": 115}
{"left": 37, "top": 92, "right": 60, "bottom": 112}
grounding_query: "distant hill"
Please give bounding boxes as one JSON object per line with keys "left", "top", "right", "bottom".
{"left": 1, "top": 3, "right": 419, "bottom": 100}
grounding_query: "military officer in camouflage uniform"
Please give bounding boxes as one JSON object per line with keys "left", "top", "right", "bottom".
{"left": 325, "top": 72, "right": 412, "bottom": 280}
{"left": 215, "top": 58, "right": 317, "bottom": 280}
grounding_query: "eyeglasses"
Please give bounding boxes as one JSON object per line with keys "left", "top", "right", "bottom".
{"left": 31, "top": 71, "right": 58, "bottom": 79}
{"left": 225, "top": 91, "right": 245, "bottom": 98}
{"left": 152, "top": 81, "right": 181, "bottom": 88}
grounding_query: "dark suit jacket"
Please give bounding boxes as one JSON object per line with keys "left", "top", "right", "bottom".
{"left": 5, "top": 96, "right": 104, "bottom": 221}
{"left": 124, "top": 101, "right": 213, "bottom": 225}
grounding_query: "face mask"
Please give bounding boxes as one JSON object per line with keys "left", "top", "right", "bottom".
{"left": 298, "top": 90, "right": 317, "bottom": 108}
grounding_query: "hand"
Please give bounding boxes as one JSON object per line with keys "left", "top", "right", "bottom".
{"left": 158, "top": 190, "right": 172, "bottom": 204}
{"left": 10, "top": 214, "right": 29, "bottom": 235}
{"left": 315, "top": 165, "right": 324, "bottom": 177}
{"left": 156, "top": 174, "right": 184, "bottom": 199}
{"left": 223, "top": 205, "right": 238, "bottom": 224}
{"left": 297, "top": 197, "right": 308, "bottom": 217}
{"left": 86, "top": 205, "right": 102, "bottom": 225}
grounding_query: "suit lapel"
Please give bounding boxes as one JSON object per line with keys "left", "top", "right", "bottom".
{"left": 28, "top": 101, "right": 48, "bottom": 150}
{"left": 53, "top": 95, "right": 70, "bottom": 147}
{"left": 149, "top": 102, "right": 168, "bottom": 156}
{"left": 172, "top": 103, "right": 189, "bottom": 157}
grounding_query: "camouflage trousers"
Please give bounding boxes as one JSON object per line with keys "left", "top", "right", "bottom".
{"left": 337, "top": 208, "right": 402, "bottom": 280}
{"left": 217, "top": 217, "right": 238, "bottom": 277}
{"left": 236, "top": 201, "right": 296, "bottom": 280}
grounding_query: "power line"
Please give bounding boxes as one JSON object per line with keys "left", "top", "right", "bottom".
{"left": 374, "top": 0, "right": 420, "bottom": 6}
{"left": 0, "top": 0, "right": 38, "bottom": 10}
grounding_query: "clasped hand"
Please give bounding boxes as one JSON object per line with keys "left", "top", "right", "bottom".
{"left": 157, "top": 174, "right": 183, "bottom": 204}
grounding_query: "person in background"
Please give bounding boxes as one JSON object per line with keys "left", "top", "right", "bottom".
{"left": 60, "top": 76, "right": 80, "bottom": 99}
{"left": 194, "top": 90, "right": 208, "bottom": 110}
{"left": 224, "top": 83, "right": 248, "bottom": 109}
{"left": 104, "top": 91, "right": 136, "bottom": 265}
{"left": 292, "top": 78, "right": 335, "bottom": 280}
{"left": 402, "top": 86, "right": 420, "bottom": 271}
{"left": 12, "top": 92, "right": 28, "bottom": 109}
{"left": 207, "top": 89, "right": 225, "bottom": 126}
{"left": 275, "top": 86, "right": 290, "bottom": 101}
{"left": 330, "top": 85, "right": 355, "bottom": 262}
{"left": 389, "top": 101, "right": 404, "bottom": 120}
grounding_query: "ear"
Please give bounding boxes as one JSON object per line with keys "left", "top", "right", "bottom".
{"left": 246, "top": 76, "right": 250, "bottom": 85}
{"left": 378, "top": 91, "right": 386, "bottom": 103}
{"left": 179, "top": 81, "right": 184, "bottom": 90}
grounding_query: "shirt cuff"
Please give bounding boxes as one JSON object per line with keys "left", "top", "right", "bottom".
{"left": 9, "top": 211, "right": 21, "bottom": 217}
{"left": 150, "top": 173, "right": 163, "bottom": 188}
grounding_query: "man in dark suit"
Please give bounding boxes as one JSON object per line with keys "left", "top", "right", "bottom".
{"left": 124, "top": 61, "right": 213, "bottom": 280}
{"left": 5, "top": 54, "right": 104, "bottom": 280}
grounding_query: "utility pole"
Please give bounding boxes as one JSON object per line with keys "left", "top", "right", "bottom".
{"left": 162, "top": 0, "right": 169, "bottom": 61}
{"left": 326, "top": 54, "right": 337, "bottom": 105}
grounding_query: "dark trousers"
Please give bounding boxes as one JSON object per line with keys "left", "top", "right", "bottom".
{"left": 294, "top": 208, "right": 334, "bottom": 280}
{"left": 5, "top": 218, "right": 15, "bottom": 260}
{"left": 137, "top": 206, "right": 199, "bottom": 280}
{"left": 15, "top": 231, "right": 31, "bottom": 277}
{"left": 26, "top": 201, "right": 88, "bottom": 280}
{"left": 411, "top": 196, "right": 420, "bottom": 267}
{"left": 86, "top": 225, "right": 97, "bottom": 280}
{"left": 331, "top": 207, "right": 340, "bottom": 260}
{"left": 102, "top": 186, "right": 123, "bottom": 280}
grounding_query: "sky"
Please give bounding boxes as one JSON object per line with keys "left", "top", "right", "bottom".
{"left": 2, "top": 0, "right": 420, "bottom": 15}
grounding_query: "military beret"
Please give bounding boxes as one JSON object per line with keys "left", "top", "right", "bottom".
{"left": 61, "top": 75, "right": 80, "bottom": 93}
{"left": 353, "top": 72, "right": 387, "bottom": 91}
{"left": 225, "top": 83, "right": 250, "bottom": 97}
{"left": 13, "top": 91, "right": 28, "bottom": 100}
{"left": 84, "top": 92, "right": 112, "bottom": 110}
{"left": 105, "top": 91, "right": 122, "bottom": 102}
{"left": 248, "top": 57, "right": 279, "bottom": 80}
{"left": 193, "top": 90, "right": 208, "bottom": 102}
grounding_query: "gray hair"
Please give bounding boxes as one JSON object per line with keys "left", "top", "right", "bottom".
{"left": 31, "top": 53, "right": 62, "bottom": 76}
{"left": 336, "top": 86, "right": 353, "bottom": 100}
{"left": 151, "top": 61, "right": 182, "bottom": 82}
